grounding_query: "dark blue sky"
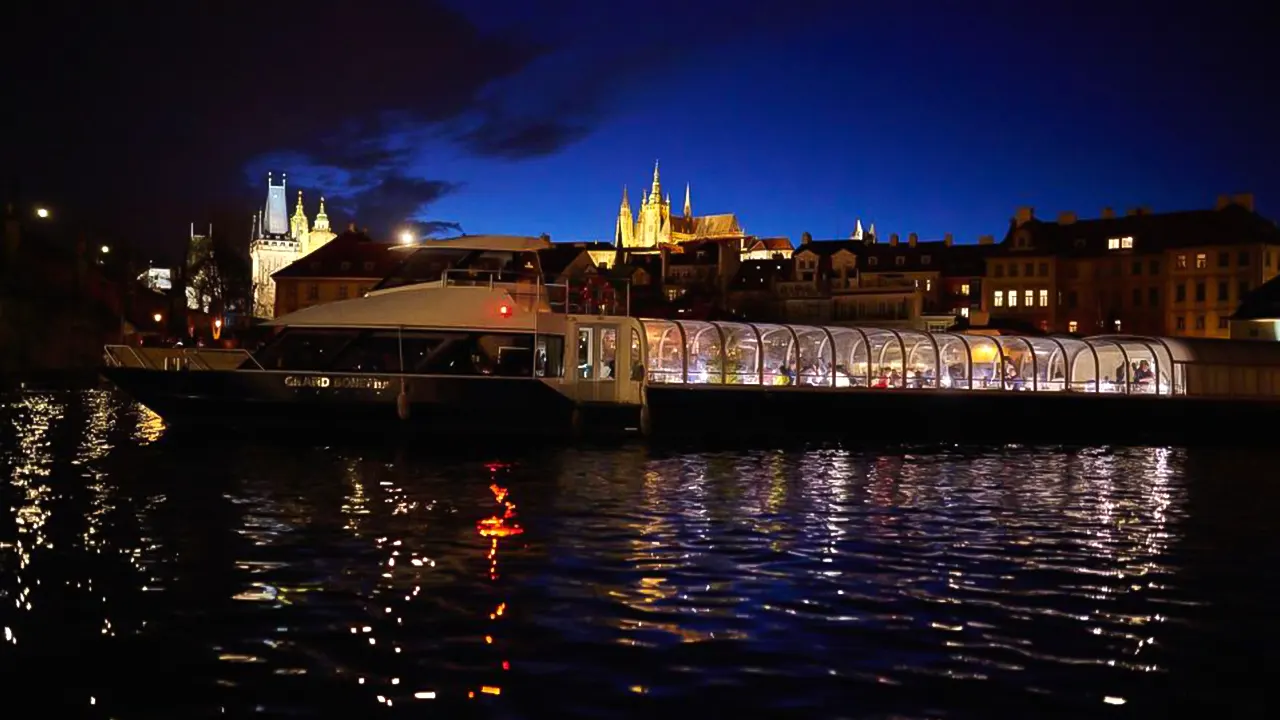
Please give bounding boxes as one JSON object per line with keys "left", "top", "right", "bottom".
{"left": 8, "top": 0, "right": 1277, "bottom": 253}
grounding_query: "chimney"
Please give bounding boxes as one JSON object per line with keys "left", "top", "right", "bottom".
{"left": 1101, "top": 207, "right": 1116, "bottom": 219}
{"left": 1057, "top": 211, "right": 1077, "bottom": 225}
{"left": 944, "top": 233, "right": 954, "bottom": 246}
{"left": 1216, "top": 194, "right": 1232, "bottom": 210}
{"left": 801, "top": 231, "right": 812, "bottom": 245}
{"left": 978, "top": 235, "right": 994, "bottom": 245}
{"left": 1014, "top": 206, "right": 1035, "bottom": 227}
{"left": 1233, "top": 193, "right": 1256, "bottom": 212}
{"left": 889, "top": 233, "right": 899, "bottom": 246}
{"left": 908, "top": 232, "right": 918, "bottom": 247}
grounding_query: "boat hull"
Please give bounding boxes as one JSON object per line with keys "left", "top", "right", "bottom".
{"left": 645, "top": 384, "right": 1276, "bottom": 446}
{"left": 100, "top": 367, "right": 581, "bottom": 438}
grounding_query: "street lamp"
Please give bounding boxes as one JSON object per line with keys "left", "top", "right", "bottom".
{"left": 35, "top": 207, "right": 49, "bottom": 219}
{"left": 399, "top": 230, "right": 414, "bottom": 245}
{"left": 100, "top": 245, "right": 110, "bottom": 254}
{"left": 153, "top": 313, "right": 163, "bottom": 323}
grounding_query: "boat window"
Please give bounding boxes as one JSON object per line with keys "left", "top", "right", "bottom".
{"left": 330, "top": 331, "right": 407, "bottom": 373}
{"left": 374, "top": 247, "right": 541, "bottom": 291}
{"left": 599, "top": 328, "right": 617, "bottom": 379}
{"left": 255, "top": 329, "right": 360, "bottom": 371}
{"left": 536, "top": 335, "right": 565, "bottom": 378}
{"left": 577, "top": 328, "right": 594, "bottom": 378}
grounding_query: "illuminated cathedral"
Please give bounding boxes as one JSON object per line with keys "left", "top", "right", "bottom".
{"left": 614, "top": 162, "right": 746, "bottom": 252}
{"left": 249, "top": 172, "right": 336, "bottom": 317}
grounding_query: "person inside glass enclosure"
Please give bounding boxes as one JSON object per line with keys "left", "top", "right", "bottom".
{"left": 1132, "top": 359, "right": 1154, "bottom": 387}
{"left": 1004, "top": 358, "right": 1025, "bottom": 390}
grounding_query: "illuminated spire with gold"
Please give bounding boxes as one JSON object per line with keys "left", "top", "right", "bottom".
{"left": 683, "top": 183, "right": 691, "bottom": 218}
{"left": 313, "top": 196, "right": 331, "bottom": 232}
{"left": 650, "top": 160, "right": 661, "bottom": 205}
{"left": 289, "top": 190, "right": 309, "bottom": 240}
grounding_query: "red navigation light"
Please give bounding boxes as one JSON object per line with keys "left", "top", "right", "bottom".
{"left": 498, "top": 304, "right": 511, "bottom": 318}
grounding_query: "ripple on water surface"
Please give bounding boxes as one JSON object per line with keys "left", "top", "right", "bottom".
{"left": 0, "top": 390, "right": 1276, "bottom": 718}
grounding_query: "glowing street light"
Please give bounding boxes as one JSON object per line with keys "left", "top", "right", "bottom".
{"left": 153, "top": 313, "right": 162, "bottom": 323}
{"left": 399, "top": 230, "right": 415, "bottom": 245}
{"left": 35, "top": 207, "right": 50, "bottom": 219}
{"left": 100, "top": 245, "right": 110, "bottom": 254}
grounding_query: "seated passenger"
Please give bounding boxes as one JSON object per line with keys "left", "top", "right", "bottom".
{"left": 1004, "top": 360, "right": 1025, "bottom": 390}
{"left": 1132, "top": 360, "right": 1154, "bottom": 386}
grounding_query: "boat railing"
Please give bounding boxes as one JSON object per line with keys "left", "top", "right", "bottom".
{"left": 103, "top": 345, "right": 261, "bottom": 371}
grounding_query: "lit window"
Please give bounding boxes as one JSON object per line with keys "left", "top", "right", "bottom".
{"left": 1068, "top": 321, "right": 1078, "bottom": 333}
{"left": 868, "top": 257, "right": 878, "bottom": 266}
{"left": 926, "top": 279, "right": 933, "bottom": 291}
{"left": 1023, "top": 289, "right": 1034, "bottom": 306}
{"left": 1195, "top": 253, "right": 1207, "bottom": 269}
{"left": 1114, "top": 319, "right": 1122, "bottom": 332}
{"left": 1176, "top": 254, "right": 1187, "bottom": 269}
{"left": 895, "top": 256, "right": 905, "bottom": 266}
{"left": 960, "top": 307, "right": 970, "bottom": 318}
{"left": 1038, "top": 289, "right": 1048, "bottom": 307}
{"left": 994, "top": 292, "right": 1004, "bottom": 307}
{"left": 1107, "top": 236, "right": 1134, "bottom": 250}
{"left": 1007, "top": 290, "right": 1017, "bottom": 307}
{"left": 1108, "top": 238, "right": 1119, "bottom": 250}
{"left": 960, "top": 283, "right": 971, "bottom": 296}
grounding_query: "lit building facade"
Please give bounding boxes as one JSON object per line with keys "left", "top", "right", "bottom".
{"left": 249, "top": 172, "right": 337, "bottom": 318}
{"left": 614, "top": 162, "right": 746, "bottom": 251}
{"left": 984, "top": 196, "right": 1280, "bottom": 337}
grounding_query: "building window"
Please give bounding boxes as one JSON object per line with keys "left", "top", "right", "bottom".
{"left": 1218, "top": 317, "right": 1229, "bottom": 330}
{"left": 994, "top": 265, "right": 1004, "bottom": 278}
{"left": 868, "top": 257, "right": 878, "bottom": 266}
{"left": 1107, "top": 236, "right": 1134, "bottom": 250}
{"left": 1195, "top": 315, "right": 1206, "bottom": 330}
{"left": 1195, "top": 282, "right": 1205, "bottom": 302}
{"left": 1007, "top": 290, "right": 1018, "bottom": 307}
{"left": 1239, "top": 281, "right": 1250, "bottom": 299}
{"left": 1038, "top": 289, "right": 1048, "bottom": 307}
{"left": 1239, "top": 251, "right": 1251, "bottom": 266}
{"left": 338, "top": 285, "right": 348, "bottom": 299}
{"left": 1068, "top": 320, "right": 1078, "bottom": 333}
{"left": 960, "top": 307, "right": 970, "bottom": 318}
{"left": 1149, "top": 287, "right": 1159, "bottom": 305}
{"left": 895, "top": 256, "right": 905, "bottom": 266}
{"left": 1023, "top": 289, "right": 1034, "bottom": 307}
{"left": 993, "top": 291, "right": 1004, "bottom": 307}
{"left": 358, "top": 286, "right": 370, "bottom": 296}
{"left": 1132, "top": 288, "right": 1142, "bottom": 306}
{"left": 1268, "top": 251, "right": 1273, "bottom": 267}
{"left": 340, "top": 261, "right": 352, "bottom": 271}
{"left": 1132, "top": 260, "right": 1142, "bottom": 276}
{"left": 665, "top": 287, "right": 682, "bottom": 301}
{"left": 1176, "top": 254, "right": 1187, "bottom": 269}
{"left": 1024, "top": 262, "right": 1034, "bottom": 277}
{"left": 1067, "top": 290, "right": 1078, "bottom": 308}
{"left": 1176, "top": 284, "right": 1186, "bottom": 302}
{"left": 1009, "top": 263, "right": 1019, "bottom": 278}
{"left": 306, "top": 284, "right": 319, "bottom": 300}
{"left": 1176, "top": 317, "right": 1186, "bottom": 330}
{"left": 921, "top": 255, "right": 931, "bottom": 264}
{"left": 1195, "top": 253, "right": 1207, "bottom": 269}
{"left": 960, "top": 283, "right": 970, "bottom": 296}
{"left": 1218, "top": 281, "right": 1229, "bottom": 301}
{"left": 1039, "top": 262, "right": 1049, "bottom": 277}
{"left": 363, "top": 261, "right": 376, "bottom": 272}
{"left": 1218, "top": 251, "right": 1229, "bottom": 268}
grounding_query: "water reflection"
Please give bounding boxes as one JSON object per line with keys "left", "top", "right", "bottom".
{"left": 2, "top": 390, "right": 1276, "bottom": 717}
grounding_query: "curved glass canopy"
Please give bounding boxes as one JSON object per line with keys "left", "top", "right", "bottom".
{"left": 636, "top": 320, "right": 1186, "bottom": 395}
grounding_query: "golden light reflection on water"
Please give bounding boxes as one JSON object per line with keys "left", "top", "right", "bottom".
{"left": 130, "top": 403, "right": 165, "bottom": 445}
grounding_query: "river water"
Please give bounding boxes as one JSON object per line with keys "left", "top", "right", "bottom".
{"left": 0, "top": 390, "right": 1275, "bottom": 718}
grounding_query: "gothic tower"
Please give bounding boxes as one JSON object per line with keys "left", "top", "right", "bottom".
{"left": 290, "top": 190, "right": 310, "bottom": 241}
{"left": 636, "top": 160, "right": 670, "bottom": 248}
{"left": 615, "top": 186, "right": 635, "bottom": 248}
{"left": 264, "top": 171, "right": 289, "bottom": 236}
{"left": 250, "top": 171, "right": 303, "bottom": 319}
{"left": 301, "top": 196, "right": 336, "bottom": 257}
{"left": 683, "top": 183, "right": 692, "bottom": 219}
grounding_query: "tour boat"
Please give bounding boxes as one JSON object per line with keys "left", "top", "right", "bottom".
{"left": 101, "top": 235, "right": 649, "bottom": 437}
{"left": 101, "top": 234, "right": 1280, "bottom": 444}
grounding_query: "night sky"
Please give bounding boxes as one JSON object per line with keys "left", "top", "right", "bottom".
{"left": 6, "top": 0, "right": 1277, "bottom": 260}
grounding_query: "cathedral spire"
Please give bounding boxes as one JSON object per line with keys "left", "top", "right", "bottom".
{"left": 619, "top": 185, "right": 630, "bottom": 211}
{"left": 290, "top": 190, "right": 309, "bottom": 241}
{"left": 683, "top": 183, "right": 691, "bottom": 218}
{"left": 867, "top": 222, "right": 877, "bottom": 240}
{"left": 650, "top": 160, "right": 661, "bottom": 201}
{"left": 852, "top": 218, "right": 864, "bottom": 241}
{"left": 314, "top": 196, "right": 331, "bottom": 232}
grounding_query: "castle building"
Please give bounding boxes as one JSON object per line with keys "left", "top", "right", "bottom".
{"left": 249, "top": 172, "right": 337, "bottom": 317}
{"left": 614, "top": 162, "right": 746, "bottom": 252}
